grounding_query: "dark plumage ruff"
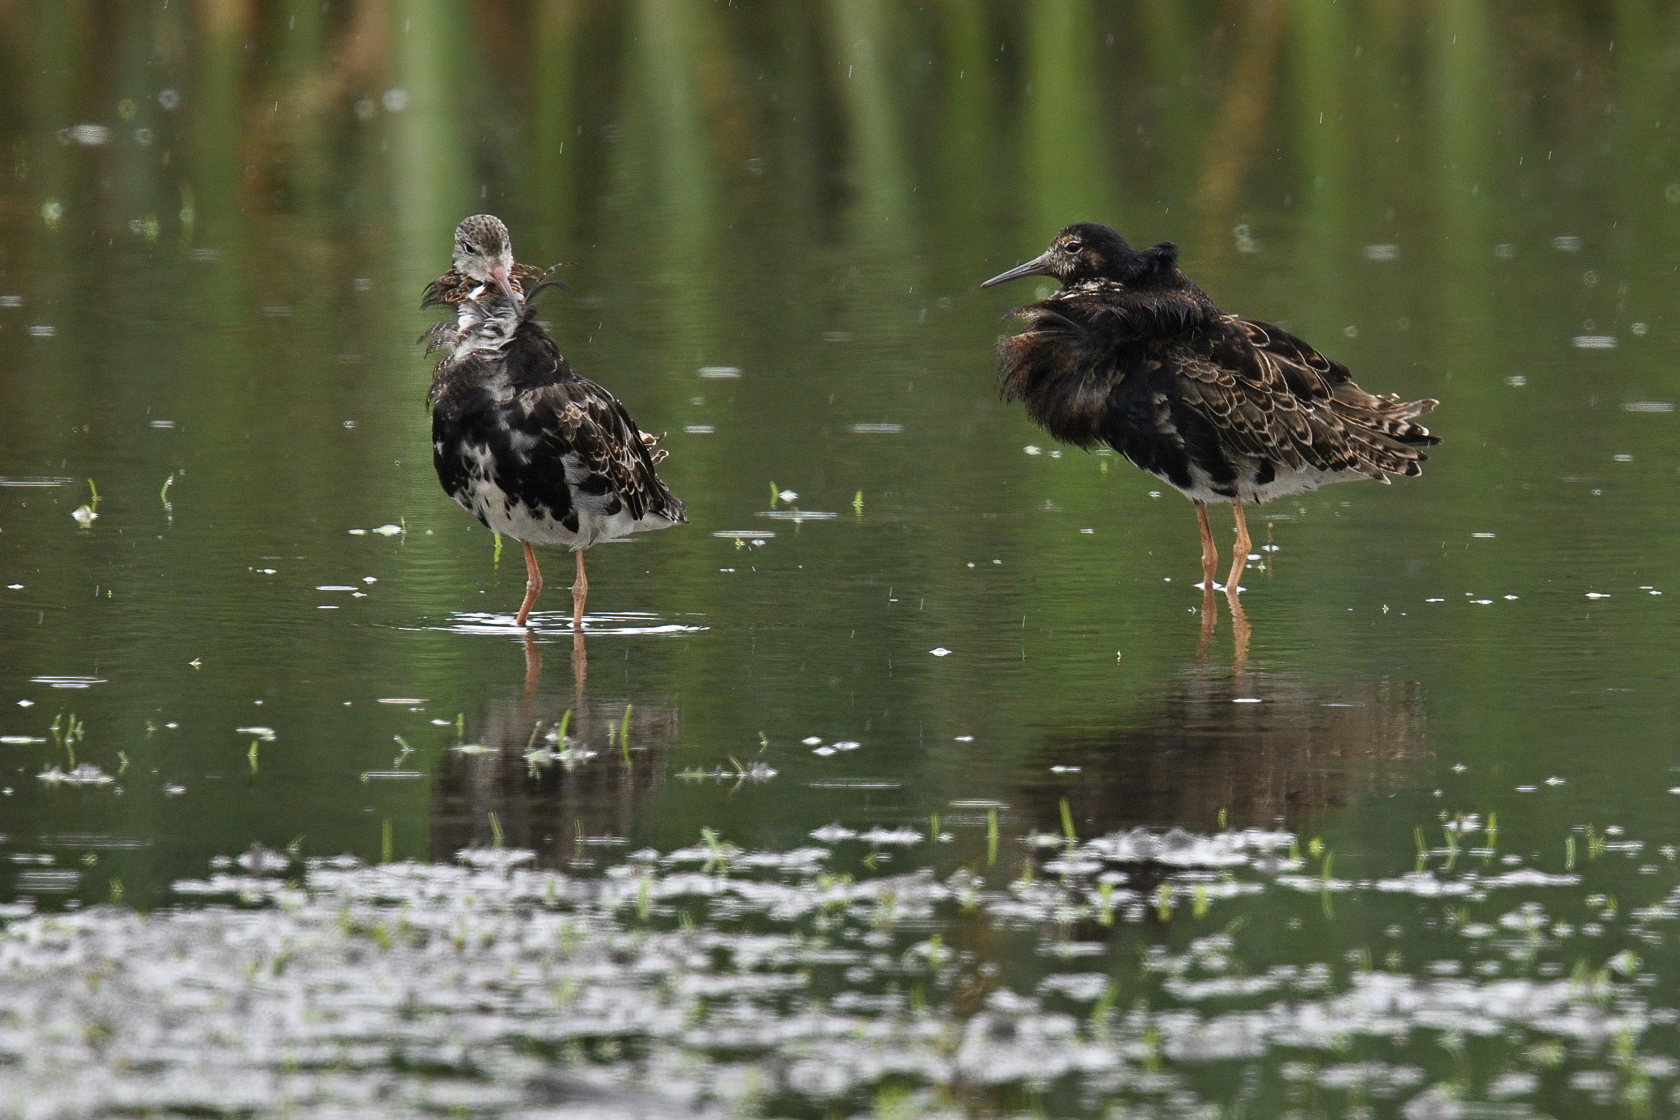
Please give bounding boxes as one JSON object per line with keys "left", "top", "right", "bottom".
{"left": 983, "top": 222, "right": 1439, "bottom": 593}
{"left": 425, "top": 218, "right": 685, "bottom": 631}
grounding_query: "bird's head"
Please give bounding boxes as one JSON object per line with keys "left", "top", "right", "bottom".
{"left": 982, "top": 223, "right": 1177, "bottom": 290}
{"left": 451, "top": 214, "right": 522, "bottom": 309}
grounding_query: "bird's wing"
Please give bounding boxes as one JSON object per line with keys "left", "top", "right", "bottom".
{"left": 523, "top": 380, "right": 686, "bottom": 524}
{"left": 1172, "top": 316, "right": 1436, "bottom": 476}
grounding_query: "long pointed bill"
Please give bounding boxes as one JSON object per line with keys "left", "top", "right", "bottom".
{"left": 490, "top": 265, "right": 523, "bottom": 311}
{"left": 981, "top": 252, "right": 1054, "bottom": 288}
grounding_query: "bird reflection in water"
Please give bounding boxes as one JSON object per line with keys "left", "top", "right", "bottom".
{"left": 520, "top": 627, "right": 587, "bottom": 697}
{"left": 1197, "top": 577, "right": 1251, "bottom": 672}
{"left": 430, "top": 644, "right": 680, "bottom": 871}
{"left": 1019, "top": 671, "right": 1427, "bottom": 837}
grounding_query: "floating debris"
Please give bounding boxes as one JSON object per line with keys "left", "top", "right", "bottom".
{"left": 36, "top": 763, "right": 114, "bottom": 786}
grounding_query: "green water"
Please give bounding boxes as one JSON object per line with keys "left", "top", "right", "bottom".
{"left": 3, "top": 3, "right": 1680, "bottom": 1117}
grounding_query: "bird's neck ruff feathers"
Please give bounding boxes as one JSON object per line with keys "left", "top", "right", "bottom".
{"left": 430, "top": 279, "right": 575, "bottom": 409}
{"left": 994, "top": 279, "right": 1216, "bottom": 448}
{"left": 449, "top": 273, "right": 566, "bottom": 362}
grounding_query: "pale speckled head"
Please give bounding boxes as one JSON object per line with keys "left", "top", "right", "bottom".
{"left": 451, "top": 214, "right": 522, "bottom": 308}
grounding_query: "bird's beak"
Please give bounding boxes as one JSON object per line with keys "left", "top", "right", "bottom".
{"left": 490, "top": 265, "right": 523, "bottom": 311}
{"left": 981, "top": 252, "right": 1054, "bottom": 289}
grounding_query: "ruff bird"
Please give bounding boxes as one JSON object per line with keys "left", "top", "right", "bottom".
{"left": 425, "top": 217, "right": 685, "bottom": 631}
{"left": 982, "top": 222, "right": 1439, "bottom": 594}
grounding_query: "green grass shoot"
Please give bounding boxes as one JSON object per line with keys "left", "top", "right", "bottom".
{"left": 492, "top": 532, "right": 503, "bottom": 566}
{"left": 381, "top": 817, "right": 393, "bottom": 863}
{"left": 1059, "top": 797, "right": 1076, "bottom": 847}
{"left": 489, "top": 810, "right": 504, "bottom": 849}
{"left": 986, "top": 807, "right": 998, "bottom": 866}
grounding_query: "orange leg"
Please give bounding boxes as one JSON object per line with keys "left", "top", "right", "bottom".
{"left": 1195, "top": 501, "right": 1218, "bottom": 589}
{"left": 1226, "top": 499, "right": 1251, "bottom": 595}
{"left": 515, "top": 541, "right": 543, "bottom": 628}
{"left": 571, "top": 548, "right": 589, "bottom": 633}
{"left": 1195, "top": 502, "right": 1218, "bottom": 662}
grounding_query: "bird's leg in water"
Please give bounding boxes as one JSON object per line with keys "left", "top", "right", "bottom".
{"left": 571, "top": 549, "right": 589, "bottom": 633}
{"left": 1227, "top": 499, "right": 1251, "bottom": 595}
{"left": 1196, "top": 502, "right": 1218, "bottom": 589}
{"left": 1195, "top": 500, "right": 1221, "bottom": 663}
{"left": 516, "top": 542, "right": 544, "bottom": 628}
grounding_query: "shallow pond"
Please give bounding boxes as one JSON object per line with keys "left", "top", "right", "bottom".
{"left": 3, "top": 4, "right": 1680, "bottom": 1117}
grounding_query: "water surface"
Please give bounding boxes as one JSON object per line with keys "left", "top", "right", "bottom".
{"left": 2, "top": 5, "right": 1680, "bottom": 1117}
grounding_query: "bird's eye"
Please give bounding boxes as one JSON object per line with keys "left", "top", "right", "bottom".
{"left": 1063, "top": 239, "right": 1083, "bottom": 254}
